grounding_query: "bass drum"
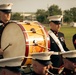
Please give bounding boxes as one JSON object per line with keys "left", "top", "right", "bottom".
{"left": 1, "top": 21, "right": 50, "bottom": 65}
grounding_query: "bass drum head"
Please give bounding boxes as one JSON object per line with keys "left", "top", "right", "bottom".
{"left": 1, "top": 22, "right": 25, "bottom": 58}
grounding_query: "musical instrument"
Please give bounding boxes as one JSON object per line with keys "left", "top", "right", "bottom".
{"left": 1, "top": 21, "right": 50, "bottom": 65}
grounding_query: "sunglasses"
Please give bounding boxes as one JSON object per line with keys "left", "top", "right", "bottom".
{"left": 1, "top": 10, "right": 11, "bottom": 14}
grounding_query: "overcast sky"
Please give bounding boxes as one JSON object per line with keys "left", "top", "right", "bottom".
{"left": 0, "top": 0, "right": 76, "bottom": 12}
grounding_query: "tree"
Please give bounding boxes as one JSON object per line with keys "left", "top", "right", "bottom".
{"left": 48, "top": 4, "right": 62, "bottom": 16}
{"left": 64, "top": 7, "right": 76, "bottom": 23}
{"left": 11, "top": 12, "right": 23, "bottom": 20}
{"left": 35, "top": 5, "right": 62, "bottom": 24}
{"left": 70, "top": 7, "right": 76, "bottom": 22}
{"left": 36, "top": 9, "right": 48, "bottom": 23}
{"left": 64, "top": 10, "right": 72, "bottom": 23}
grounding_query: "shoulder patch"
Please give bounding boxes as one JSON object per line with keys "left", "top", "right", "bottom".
{"left": 60, "top": 37, "right": 65, "bottom": 41}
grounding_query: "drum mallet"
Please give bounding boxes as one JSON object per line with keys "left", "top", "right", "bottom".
{"left": 3, "top": 43, "right": 12, "bottom": 51}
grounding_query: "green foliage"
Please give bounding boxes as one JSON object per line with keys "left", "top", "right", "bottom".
{"left": 48, "top": 4, "right": 62, "bottom": 16}
{"left": 11, "top": 5, "right": 76, "bottom": 24}
{"left": 11, "top": 12, "right": 23, "bottom": 20}
{"left": 64, "top": 10, "right": 73, "bottom": 23}
{"left": 64, "top": 7, "right": 76, "bottom": 23}
{"left": 36, "top": 15, "right": 45, "bottom": 23}
{"left": 36, "top": 9, "right": 48, "bottom": 23}
{"left": 36, "top": 5, "right": 62, "bottom": 23}
{"left": 35, "top": 5, "right": 76, "bottom": 24}
{"left": 70, "top": 7, "right": 76, "bottom": 22}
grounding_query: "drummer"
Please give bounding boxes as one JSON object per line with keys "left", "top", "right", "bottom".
{"left": 48, "top": 15, "right": 76, "bottom": 75}
{"left": 0, "top": 66, "right": 21, "bottom": 75}
{"left": 0, "top": 3, "right": 13, "bottom": 58}
{"left": 29, "top": 52, "right": 53, "bottom": 75}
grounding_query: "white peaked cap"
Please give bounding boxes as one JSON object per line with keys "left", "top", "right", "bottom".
{"left": 60, "top": 50, "right": 76, "bottom": 58}
{"left": 0, "top": 3, "right": 13, "bottom": 10}
{"left": 0, "top": 56, "right": 25, "bottom": 67}
{"left": 48, "top": 15, "right": 63, "bottom": 21}
{"left": 29, "top": 51, "right": 54, "bottom": 60}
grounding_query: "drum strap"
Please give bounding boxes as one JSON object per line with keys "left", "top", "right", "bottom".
{"left": 48, "top": 30, "right": 65, "bottom": 74}
{"left": 48, "top": 30, "right": 65, "bottom": 52}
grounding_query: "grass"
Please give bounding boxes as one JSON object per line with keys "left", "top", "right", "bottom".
{"left": 44, "top": 24, "right": 76, "bottom": 50}
{"left": 60, "top": 26, "right": 76, "bottom": 50}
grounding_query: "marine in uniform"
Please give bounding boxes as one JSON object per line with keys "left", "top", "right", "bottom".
{"left": 49, "top": 15, "right": 75, "bottom": 75}
{"left": 25, "top": 52, "right": 53, "bottom": 75}
{"left": 0, "top": 3, "right": 13, "bottom": 58}
{"left": 0, "top": 66, "right": 21, "bottom": 75}
{"left": 0, "top": 55, "right": 25, "bottom": 75}
{"left": 48, "top": 15, "right": 69, "bottom": 75}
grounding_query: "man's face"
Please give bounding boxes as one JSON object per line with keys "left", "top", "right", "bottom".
{"left": 49, "top": 21, "right": 61, "bottom": 32}
{"left": 33, "top": 60, "right": 51, "bottom": 75}
{"left": 0, "top": 11, "right": 11, "bottom": 23}
{"left": 1, "top": 69, "right": 21, "bottom": 75}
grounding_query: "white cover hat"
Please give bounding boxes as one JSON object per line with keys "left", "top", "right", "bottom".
{"left": 60, "top": 50, "right": 76, "bottom": 58}
{"left": 0, "top": 3, "right": 13, "bottom": 10}
{"left": 0, "top": 3, "right": 13, "bottom": 13}
{"left": 29, "top": 51, "right": 54, "bottom": 66}
{"left": 48, "top": 15, "right": 63, "bottom": 22}
{"left": 29, "top": 51, "right": 54, "bottom": 60}
{"left": 0, "top": 56, "right": 25, "bottom": 67}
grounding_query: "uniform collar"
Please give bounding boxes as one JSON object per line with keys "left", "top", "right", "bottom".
{"left": 50, "top": 29, "right": 58, "bottom": 34}
{"left": 50, "top": 29, "right": 58, "bottom": 37}
{"left": 0, "top": 20, "right": 9, "bottom": 26}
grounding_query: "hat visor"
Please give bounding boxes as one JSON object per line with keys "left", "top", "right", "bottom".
{"left": 36, "top": 59, "right": 52, "bottom": 66}
{"left": 51, "top": 21, "right": 61, "bottom": 25}
{"left": 0, "top": 9, "right": 11, "bottom": 13}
